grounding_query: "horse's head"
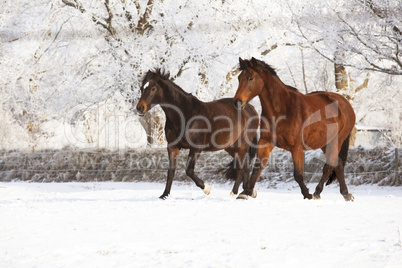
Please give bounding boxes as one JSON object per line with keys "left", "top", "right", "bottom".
{"left": 234, "top": 57, "right": 265, "bottom": 110}
{"left": 136, "top": 70, "right": 166, "bottom": 116}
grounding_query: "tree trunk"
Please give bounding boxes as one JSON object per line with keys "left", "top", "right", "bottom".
{"left": 334, "top": 61, "right": 348, "bottom": 96}
{"left": 334, "top": 51, "right": 355, "bottom": 147}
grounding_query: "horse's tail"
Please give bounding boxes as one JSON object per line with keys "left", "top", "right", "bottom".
{"left": 326, "top": 134, "right": 350, "bottom": 185}
{"left": 224, "top": 135, "right": 258, "bottom": 180}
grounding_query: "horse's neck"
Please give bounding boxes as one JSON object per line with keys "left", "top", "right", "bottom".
{"left": 161, "top": 82, "right": 200, "bottom": 122}
{"left": 260, "top": 74, "right": 290, "bottom": 118}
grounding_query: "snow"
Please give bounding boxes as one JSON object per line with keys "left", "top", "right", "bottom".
{"left": 1, "top": 182, "right": 401, "bottom": 267}
{"left": 356, "top": 125, "right": 390, "bottom": 131}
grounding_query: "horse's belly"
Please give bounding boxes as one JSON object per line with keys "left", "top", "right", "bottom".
{"left": 183, "top": 119, "right": 242, "bottom": 151}
{"left": 207, "top": 130, "right": 240, "bottom": 150}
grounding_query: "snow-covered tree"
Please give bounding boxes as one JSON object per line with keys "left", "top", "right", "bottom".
{"left": 290, "top": 0, "right": 401, "bottom": 75}
{"left": 0, "top": 0, "right": 400, "bottom": 150}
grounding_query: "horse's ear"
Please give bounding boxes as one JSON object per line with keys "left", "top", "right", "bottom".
{"left": 250, "top": 57, "right": 258, "bottom": 68}
{"left": 239, "top": 57, "right": 246, "bottom": 70}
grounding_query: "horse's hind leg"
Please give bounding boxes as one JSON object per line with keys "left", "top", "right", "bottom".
{"left": 313, "top": 145, "right": 334, "bottom": 199}
{"left": 314, "top": 138, "right": 353, "bottom": 201}
{"left": 230, "top": 160, "right": 243, "bottom": 197}
{"left": 313, "top": 163, "right": 333, "bottom": 199}
{"left": 334, "top": 161, "right": 354, "bottom": 201}
{"left": 186, "top": 150, "right": 211, "bottom": 195}
{"left": 224, "top": 147, "right": 241, "bottom": 196}
{"left": 335, "top": 136, "right": 354, "bottom": 201}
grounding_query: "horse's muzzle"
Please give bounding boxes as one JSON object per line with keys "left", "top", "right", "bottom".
{"left": 234, "top": 99, "right": 244, "bottom": 110}
{"left": 136, "top": 104, "right": 146, "bottom": 116}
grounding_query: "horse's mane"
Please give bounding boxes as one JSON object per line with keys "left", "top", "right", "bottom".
{"left": 286, "top": 85, "right": 299, "bottom": 92}
{"left": 239, "top": 58, "right": 298, "bottom": 92}
{"left": 142, "top": 68, "right": 170, "bottom": 85}
{"left": 239, "top": 58, "right": 277, "bottom": 76}
{"left": 142, "top": 68, "right": 191, "bottom": 96}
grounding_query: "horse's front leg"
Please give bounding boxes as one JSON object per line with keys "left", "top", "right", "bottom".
{"left": 230, "top": 155, "right": 243, "bottom": 197}
{"left": 237, "top": 139, "right": 274, "bottom": 199}
{"left": 160, "top": 147, "right": 180, "bottom": 199}
{"left": 230, "top": 151, "right": 251, "bottom": 197}
{"left": 186, "top": 150, "right": 211, "bottom": 195}
{"left": 291, "top": 147, "right": 312, "bottom": 199}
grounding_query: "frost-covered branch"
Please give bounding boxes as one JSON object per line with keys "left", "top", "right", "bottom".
{"left": 62, "top": 0, "right": 116, "bottom": 37}
{"left": 104, "top": 0, "right": 116, "bottom": 36}
{"left": 291, "top": 0, "right": 402, "bottom": 75}
{"left": 354, "top": 73, "right": 370, "bottom": 94}
{"left": 136, "top": 0, "right": 154, "bottom": 35}
{"left": 359, "top": 0, "right": 402, "bottom": 39}
{"left": 34, "top": 19, "right": 69, "bottom": 63}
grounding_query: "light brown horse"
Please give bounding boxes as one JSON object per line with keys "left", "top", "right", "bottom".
{"left": 233, "top": 57, "right": 355, "bottom": 201}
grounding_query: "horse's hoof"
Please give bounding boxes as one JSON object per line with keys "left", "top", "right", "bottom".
{"left": 251, "top": 189, "right": 257, "bottom": 198}
{"left": 230, "top": 191, "right": 237, "bottom": 198}
{"left": 159, "top": 194, "right": 168, "bottom": 200}
{"left": 236, "top": 194, "right": 248, "bottom": 200}
{"left": 203, "top": 183, "right": 211, "bottom": 195}
{"left": 312, "top": 194, "right": 321, "bottom": 200}
{"left": 343, "top": 193, "right": 354, "bottom": 202}
{"left": 304, "top": 193, "right": 313, "bottom": 200}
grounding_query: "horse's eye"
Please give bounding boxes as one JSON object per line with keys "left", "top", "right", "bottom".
{"left": 248, "top": 77, "right": 254, "bottom": 81}
{"left": 151, "top": 87, "right": 156, "bottom": 91}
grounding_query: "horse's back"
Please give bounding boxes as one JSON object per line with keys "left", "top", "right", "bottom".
{"left": 208, "top": 98, "right": 237, "bottom": 109}
{"left": 303, "top": 91, "right": 356, "bottom": 139}
{"left": 207, "top": 98, "right": 258, "bottom": 118}
{"left": 305, "top": 91, "right": 355, "bottom": 116}
{"left": 306, "top": 91, "right": 348, "bottom": 103}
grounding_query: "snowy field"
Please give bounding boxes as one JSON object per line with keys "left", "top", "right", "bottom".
{"left": 1, "top": 182, "right": 401, "bottom": 267}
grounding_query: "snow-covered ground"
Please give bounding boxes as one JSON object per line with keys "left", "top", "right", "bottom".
{"left": 1, "top": 182, "right": 401, "bottom": 267}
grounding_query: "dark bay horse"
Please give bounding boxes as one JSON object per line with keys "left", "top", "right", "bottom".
{"left": 136, "top": 69, "right": 259, "bottom": 199}
{"left": 233, "top": 57, "right": 355, "bottom": 201}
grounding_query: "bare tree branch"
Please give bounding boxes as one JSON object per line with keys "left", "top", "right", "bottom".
{"left": 355, "top": 73, "right": 370, "bottom": 94}
{"left": 136, "top": 0, "right": 154, "bottom": 35}
{"left": 121, "top": 1, "right": 135, "bottom": 31}
{"left": 34, "top": 19, "right": 70, "bottom": 63}
{"left": 104, "top": 0, "right": 116, "bottom": 35}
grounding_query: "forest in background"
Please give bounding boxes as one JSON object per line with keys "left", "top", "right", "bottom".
{"left": 0, "top": 0, "right": 401, "bottom": 151}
